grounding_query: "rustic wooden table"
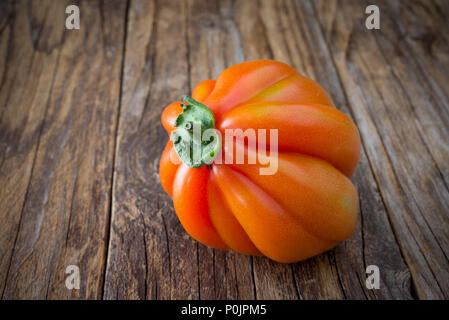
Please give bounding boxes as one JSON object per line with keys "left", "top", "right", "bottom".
{"left": 0, "top": 0, "right": 448, "bottom": 300}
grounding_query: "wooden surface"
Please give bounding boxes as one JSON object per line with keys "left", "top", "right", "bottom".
{"left": 0, "top": 0, "right": 448, "bottom": 300}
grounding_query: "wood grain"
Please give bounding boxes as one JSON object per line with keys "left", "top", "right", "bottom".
{"left": 314, "top": 0, "right": 449, "bottom": 299}
{"left": 0, "top": 0, "right": 126, "bottom": 299}
{"left": 0, "top": 0, "right": 447, "bottom": 300}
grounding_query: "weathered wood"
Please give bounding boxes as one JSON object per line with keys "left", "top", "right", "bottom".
{"left": 313, "top": 0, "right": 449, "bottom": 299}
{"left": 103, "top": 0, "right": 200, "bottom": 300}
{"left": 1, "top": 0, "right": 447, "bottom": 300}
{"left": 0, "top": 0, "right": 63, "bottom": 297}
{"left": 0, "top": 0, "right": 126, "bottom": 299}
{"left": 0, "top": 0, "right": 68, "bottom": 298}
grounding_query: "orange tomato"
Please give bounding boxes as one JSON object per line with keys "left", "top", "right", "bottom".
{"left": 159, "top": 60, "right": 360, "bottom": 263}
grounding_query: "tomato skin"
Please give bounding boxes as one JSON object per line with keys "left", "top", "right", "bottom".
{"left": 161, "top": 102, "right": 183, "bottom": 133}
{"left": 219, "top": 102, "right": 360, "bottom": 177}
{"left": 192, "top": 79, "right": 216, "bottom": 101}
{"left": 172, "top": 164, "right": 228, "bottom": 250}
{"left": 159, "top": 60, "right": 360, "bottom": 262}
{"left": 207, "top": 176, "right": 262, "bottom": 256}
{"left": 159, "top": 142, "right": 179, "bottom": 196}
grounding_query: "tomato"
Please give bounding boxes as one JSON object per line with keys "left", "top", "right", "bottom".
{"left": 159, "top": 60, "right": 360, "bottom": 263}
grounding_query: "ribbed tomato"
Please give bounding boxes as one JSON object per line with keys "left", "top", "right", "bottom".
{"left": 159, "top": 60, "right": 360, "bottom": 263}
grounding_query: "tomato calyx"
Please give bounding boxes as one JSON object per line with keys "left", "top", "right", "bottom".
{"left": 172, "top": 96, "right": 221, "bottom": 168}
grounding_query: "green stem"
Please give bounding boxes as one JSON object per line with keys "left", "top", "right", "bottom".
{"left": 172, "top": 96, "right": 221, "bottom": 168}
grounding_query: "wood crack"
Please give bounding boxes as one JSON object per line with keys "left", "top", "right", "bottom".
{"left": 101, "top": 0, "right": 130, "bottom": 299}
{"left": 0, "top": 15, "right": 64, "bottom": 297}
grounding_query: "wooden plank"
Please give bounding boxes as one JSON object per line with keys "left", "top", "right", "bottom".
{"left": 383, "top": 0, "right": 449, "bottom": 189}
{"left": 0, "top": 0, "right": 67, "bottom": 298}
{"left": 1, "top": 0, "right": 126, "bottom": 299}
{"left": 313, "top": 0, "right": 449, "bottom": 299}
{"left": 103, "top": 0, "right": 199, "bottom": 299}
